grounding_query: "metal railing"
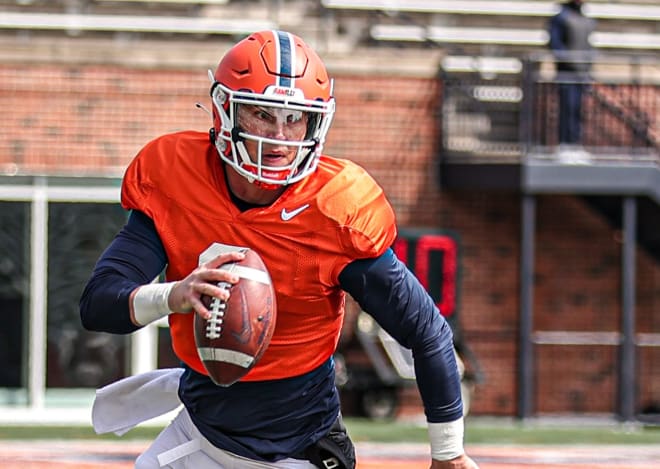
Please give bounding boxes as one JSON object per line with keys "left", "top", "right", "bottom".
{"left": 521, "top": 51, "right": 659, "bottom": 162}
{"left": 440, "top": 52, "right": 659, "bottom": 164}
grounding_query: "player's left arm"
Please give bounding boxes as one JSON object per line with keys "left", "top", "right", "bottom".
{"left": 339, "top": 249, "right": 479, "bottom": 468}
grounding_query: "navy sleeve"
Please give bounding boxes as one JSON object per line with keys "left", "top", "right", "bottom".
{"left": 79, "top": 210, "right": 168, "bottom": 334}
{"left": 338, "top": 249, "right": 463, "bottom": 423}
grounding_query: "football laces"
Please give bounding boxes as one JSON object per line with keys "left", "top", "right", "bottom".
{"left": 206, "top": 280, "right": 231, "bottom": 340}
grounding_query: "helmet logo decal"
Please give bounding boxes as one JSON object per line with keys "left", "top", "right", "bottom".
{"left": 274, "top": 30, "right": 295, "bottom": 88}
{"left": 274, "top": 88, "right": 294, "bottom": 96}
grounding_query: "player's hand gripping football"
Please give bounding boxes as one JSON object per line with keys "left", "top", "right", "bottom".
{"left": 168, "top": 250, "right": 246, "bottom": 319}
{"left": 431, "top": 454, "right": 480, "bottom": 469}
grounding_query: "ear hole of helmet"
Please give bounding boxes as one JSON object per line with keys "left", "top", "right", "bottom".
{"left": 211, "top": 85, "right": 229, "bottom": 111}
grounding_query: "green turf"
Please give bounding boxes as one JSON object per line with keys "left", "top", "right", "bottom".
{"left": 0, "top": 425, "right": 157, "bottom": 441}
{"left": 464, "top": 424, "right": 660, "bottom": 445}
{"left": 344, "top": 417, "right": 660, "bottom": 445}
{"left": 0, "top": 418, "right": 658, "bottom": 445}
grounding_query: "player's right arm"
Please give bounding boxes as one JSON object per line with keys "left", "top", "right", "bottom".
{"left": 80, "top": 210, "right": 166, "bottom": 333}
{"left": 80, "top": 210, "right": 241, "bottom": 333}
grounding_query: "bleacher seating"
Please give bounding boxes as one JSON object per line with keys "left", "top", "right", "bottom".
{"left": 0, "top": 0, "right": 658, "bottom": 58}
{"left": 321, "top": 0, "right": 660, "bottom": 56}
{"left": 0, "top": 0, "right": 324, "bottom": 46}
{"left": 0, "top": 11, "right": 275, "bottom": 36}
{"left": 0, "top": 0, "right": 278, "bottom": 38}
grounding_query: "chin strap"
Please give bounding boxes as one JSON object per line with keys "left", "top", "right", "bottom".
{"left": 230, "top": 126, "right": 244, "bottom": 144}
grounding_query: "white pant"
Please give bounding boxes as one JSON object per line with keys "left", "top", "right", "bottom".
{"left": 91, "top": 369, "right": 316, "bottom": 469}
{"left": 136, "top": 408, "right": 317, "bottom": 469}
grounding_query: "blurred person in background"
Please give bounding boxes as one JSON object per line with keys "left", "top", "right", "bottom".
{"left": 548, "top": 0, "right": 596, "bottom": 159}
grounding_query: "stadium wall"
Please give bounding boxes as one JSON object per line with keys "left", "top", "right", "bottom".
{"left": 2, "top": 62, "right": 659, "bottom": 418}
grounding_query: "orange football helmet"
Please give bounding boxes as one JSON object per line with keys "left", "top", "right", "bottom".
{"left": 209, "top": 30, "right": 335, "bottom": 189}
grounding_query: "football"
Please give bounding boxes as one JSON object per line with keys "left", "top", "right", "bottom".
{"left": 194, "top": 245, "right": 277, "bottom": 386}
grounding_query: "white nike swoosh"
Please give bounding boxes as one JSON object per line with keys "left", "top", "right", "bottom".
{"left": 281, "top": 204, "right": 310, "bottom": 221}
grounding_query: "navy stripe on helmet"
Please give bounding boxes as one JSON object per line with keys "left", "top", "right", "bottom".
{"left": 275, "top": 30, "right": 293, "bottom": 88}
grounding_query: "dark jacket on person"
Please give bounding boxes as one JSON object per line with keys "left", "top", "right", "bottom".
{"left": 548, "top": 1, "right": 596, "bottom": 73}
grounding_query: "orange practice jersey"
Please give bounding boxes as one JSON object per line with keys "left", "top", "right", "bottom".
{"left": 121, "top": 131, "right": 397, "bottom": 380}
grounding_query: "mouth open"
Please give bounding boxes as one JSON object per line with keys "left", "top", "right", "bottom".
{"left": 262, "top": 152, "right": 289, "bottom": 166}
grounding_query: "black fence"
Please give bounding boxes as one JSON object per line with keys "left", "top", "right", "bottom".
{"left": 440, "top": 52, "right": 659, "bottom": 164}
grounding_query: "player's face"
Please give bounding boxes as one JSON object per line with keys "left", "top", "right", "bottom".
{"left": 236, "top": 104, "right": 309, "bottom": 167}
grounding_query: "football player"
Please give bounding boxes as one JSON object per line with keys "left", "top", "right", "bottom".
{"left": 80, "top": 30, "right": 479, "bottom": 469}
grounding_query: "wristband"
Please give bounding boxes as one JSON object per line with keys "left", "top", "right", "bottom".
{"left": 132, "top": 282, "right": 176, "bottom": 326}
{"left": 428, "top": 417, "right": 465, "bottom": 461}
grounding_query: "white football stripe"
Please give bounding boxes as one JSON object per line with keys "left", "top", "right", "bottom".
{"left": 197, "top": 347, "right": 255, "bottom": 368}
{"left": 220, "top": 265, "right": 271, "bottom": 285}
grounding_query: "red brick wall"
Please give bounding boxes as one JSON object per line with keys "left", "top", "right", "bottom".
{"left": 444, "top": 192, "right": 522, "bottom": 416}
{"left": 2, "top": 64, "right": 659, "bottom": 417}
{"left": 329, "top": 75, "right": 444, "bottom": 226}
{"left": 0, "top": 65, "right": 211, "bottom": 175}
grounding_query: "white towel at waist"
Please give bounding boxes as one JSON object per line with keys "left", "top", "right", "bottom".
{"left": 92, "top": 367, "right": 184, "bottom": 436}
